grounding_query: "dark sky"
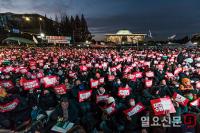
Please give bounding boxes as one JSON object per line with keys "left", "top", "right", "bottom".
{"left": 1, "top": 0, "right": 200, "bottom": 40}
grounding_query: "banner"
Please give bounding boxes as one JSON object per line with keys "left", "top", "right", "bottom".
{"left": 78, "top": 90, "right": 92, "bottom": 102}
{"left": 46, "top": 36, "right": 71, "bottom": 44}
{"left": 42, "top": 76, "right": 58, "bottom": 88}
{"left": 0, "top": 98, "right": 20, "bottom": 113}
{"left": 54, "top": 84, "right": 67, "bottom": 95}
{"left": 118, "top": 87, "right": 131, "bottom": 97}
{"left": 23, "top": 79, "right": 40, "bottom": 90}
{"left": 123, "top": 102, "right": 145, "bottom": 117}
{"left": 172, "top": 92, "right": 189, "bottom": 106}
{"left": 96, "top": 94, "right": 109, "bottom": 103}
{"left": 90, "top": 79, "right": 99, "bottom": 89}
{"left": 150, "top": 97, "right": 176, "bottom": 116}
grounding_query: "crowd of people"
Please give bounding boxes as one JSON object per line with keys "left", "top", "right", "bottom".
{"left": 0, "top": 47, "right": 199, "bottom": 133}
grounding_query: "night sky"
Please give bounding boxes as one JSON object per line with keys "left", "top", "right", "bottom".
{"left": 1, "top": 0, "right": 200, "bottom": 40}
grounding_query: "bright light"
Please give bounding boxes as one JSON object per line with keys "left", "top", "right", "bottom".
{"left": 193, "top": 42, "right": 198, "bottom": 45}
{"left": 40, "top": 33, "right": 45, "bottom": 38}
{"left": 25, "top": 17, "right": 30, "bottom": 21}
{"left": 39, "top": 17, "right": 43, "bottom": 21}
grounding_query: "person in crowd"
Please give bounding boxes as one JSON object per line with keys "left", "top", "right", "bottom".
{"left": 0, "top": 47, "right": 199, "bottom": 133}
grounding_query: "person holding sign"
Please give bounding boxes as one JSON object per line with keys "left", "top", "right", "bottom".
{"left": 47, "top": 96, "right": 79, "bottom": 132}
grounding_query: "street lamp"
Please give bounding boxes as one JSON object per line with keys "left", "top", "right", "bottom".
{"left": 40, "top": 33, "right": 45, "bottom": 38}
{"left": 25, "top": 17, "right": 30, "bottom": 21}
{"left": 39, "top": 17, "right": 43, "bottom": 33}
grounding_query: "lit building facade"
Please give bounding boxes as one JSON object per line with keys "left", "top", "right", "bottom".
{"left": 105, "top": 30, "right": 146, "bottom": 44}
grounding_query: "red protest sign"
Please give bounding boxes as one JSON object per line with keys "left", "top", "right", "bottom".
{"left": 37, "top": 72, "right": 44, "bottom": 78}
{"left": 156, "top": 64, "right": 164, "bottom": 70}
{"left": 145, "top": 80, "right": 153, "bottom": 88}
{"left": 103, "top": 104, "right": 116, "bottom": 115}
{"left": 0, "top": 98, "right": 20, "bottom": 113}
{"left": 127, "top": 74, "right": 136, "bottom": 81}
{"left": 111, "top": 67, "right": 117, "bottom": 72}
{"left": 20, "top": 67, "right": 28, "bottom": 74}
{"left": 90, "top": 79, "right": 99, "bottom": 89}
{"left": 108, "top": 75, "right": 115, "bottom": 81}
{"left": 174, "top": 68, "right": 182, "bottom": 76}
{"left": 165, "top": 72, "right": 174, "bottom": 79}
{"left": 173, "top": 92, "right": 189, "bottom": 106}
{"left": 145, "top": 71, "right": 154, "bottom": 78}
{"left": 42, "top": 76, "right": 58, "bottom": 88}
{"left": 69, "top": 72, "right": 76, "bottom": 78}
{"left": 144, "top": 62, "right": 150, "bottom": 67}
{"left": 190, "top": 98, "right": 200, "bottom": 107}
{"left": 116, "top": 64, "right": 122, "bottom": 70}
{"left": 3, "top": 66, "right": 14, "bottom": 73}
{"left": 96, "top": 94, "right": 109, "bottom": 103}
{"left": 133, "top": 72, "right": 143, "bottom": 79}
{"left": 123, "top": 66, "right": 132, "bottom": 73}
{"left": 54, "top": 84, "right": 67, "bottom": 95}
{"left": 123, "top": 102, "right": 145, "bottom": 117}
{"left": 78, "top": 90, "right": 92, "bottom": 102}
{"left": 29, "top": 60, "right": 36, "bottom": 66}
{"left": 14, "top": 67, "right": 20, "bottom": 73}
{"left": 95, "top": 63, "right": 99, "bottom": 68}
{"left": 0, "top": 80, "right": 14, "bottom": 90}
{"left": 196, "top": 81, "right": 200, "bottom": 89}
{"left": 80, "top": 66, "right": 88, "bottom": 71}
{"left": 23, "top": 79, "right": 40, "bottom": 91}
{"left": 31, "top": 74, "right": 37, "bottom": 79}
{"left": 150, "top": 97, "right": 176, "bottom": 116}
{"left": 99, "top": 77, "right": 105, "bottom": 85}
{"left": 118, "top": 87, "right": 131, "bottom": 97}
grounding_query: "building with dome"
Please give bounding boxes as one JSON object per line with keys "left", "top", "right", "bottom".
{"left": 105, "top": 30, "right": 146, "bottom": 44}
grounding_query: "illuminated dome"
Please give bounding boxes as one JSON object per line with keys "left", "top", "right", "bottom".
{"left": 116, "top": 30, "right": 132, "bottom": 35}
